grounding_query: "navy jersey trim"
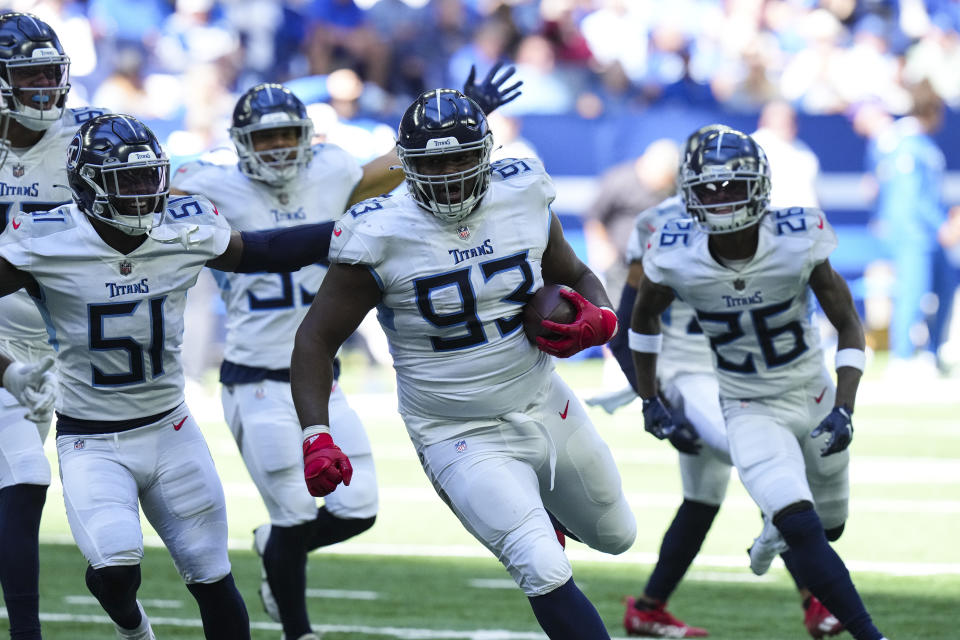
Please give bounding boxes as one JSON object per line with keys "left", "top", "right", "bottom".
{"left": 219, "top": 358, "right": 340, "bottom": 384}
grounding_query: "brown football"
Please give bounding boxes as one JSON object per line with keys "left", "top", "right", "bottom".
{"left": 522, "top": 284, "right": 578, "bottom": 343}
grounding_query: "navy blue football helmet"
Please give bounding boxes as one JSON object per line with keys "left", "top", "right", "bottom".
{"left": 396, "top": 89, "right": 493, "bottom": 223}
{"left": 0, "top": 12, "right": 70, "bottom": 132}
{"left": 680, "top": 129, "right": 770, "bottom": 234}
{"left": 67, "top": 114, "right": 170, "bottom": 236}
{"left": 230, "top": 83, "right": 314, "bottom": 186}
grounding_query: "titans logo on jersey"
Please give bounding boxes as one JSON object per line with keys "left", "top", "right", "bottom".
{"left": 643, "top": 207, "right": 835, "bottom": 398}
{"left": 172, "top": 144, "right": 362, "bottom": 370}
{"left": 0, "top": 197, "right": 231, "bottom": 419}
{"left": 332, "top": 157, "right": 556, "bottom": 433}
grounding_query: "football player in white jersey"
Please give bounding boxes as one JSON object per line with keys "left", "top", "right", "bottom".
{"left": 290, "top": 89, "right": 635, "bottom": 639}
{"left": 598, "top": 125, "right": 846, "bottom": 638}
{"left": 630, "top": 129, "right": 888, "bottom": 640}
{"left": 170, "top": 72, "right": 519, "bottom": 640}
{"left": 0, "top": 114, "right": 344, "bottom": 640}
{"left": 0, "top": 12, "right": 108, "bottom": 640}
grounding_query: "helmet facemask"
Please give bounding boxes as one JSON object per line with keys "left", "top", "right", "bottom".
{"left": 0, "top": 50, "right": 70, "bottom": 131}
{"left": 683, "top": 169, "right": 769, "bottom": 234}
{"left": 398, "top": 134, "right": 493, "bottom": 223}
{"left": 80, "top": 156, "right": 170, "bottom": 236}
{"left": 230, "top": 115, "right": 313, "bottom": 187}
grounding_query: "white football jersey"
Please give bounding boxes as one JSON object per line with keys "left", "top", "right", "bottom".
{"left": 0, "top": 197, "right": 232, "bottom": 420}
{"left": 642, "top": 207, "right": 835, "bottom": 398}
{"left": 625, "top": 194, "right": 713, "bottom": 382}
{"left": 172, "top": 144, "right": 363, "bottom": 369}
{"left": 330, "top": 157, "right": 555, "bottom": 441}
{"left": 0, "top": 106, "right": 108, "bottom": 363}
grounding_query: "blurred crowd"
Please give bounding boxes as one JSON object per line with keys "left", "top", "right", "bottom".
{"left": 7, "top": 0, "right": 960, "bottom": 159}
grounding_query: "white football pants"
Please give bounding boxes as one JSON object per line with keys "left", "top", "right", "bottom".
{"left": 0, "top": 388, "right": 51, "bottom": 489}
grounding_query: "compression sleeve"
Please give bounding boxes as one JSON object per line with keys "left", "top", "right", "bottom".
{"left": 608, "top": 282, "right": 639, "bottom": 393}
{"left": 235, "top": 222, "right": 335, "bottom": 273}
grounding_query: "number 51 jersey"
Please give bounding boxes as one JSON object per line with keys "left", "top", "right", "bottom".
{"left": 330, "top": 157, "right": 555, "bottom": 435}
{"left": 0, "top": 197, "right": 232, "bottom": 420}
{"left": 642, "top": 208, "right": 836, "bottom": 399}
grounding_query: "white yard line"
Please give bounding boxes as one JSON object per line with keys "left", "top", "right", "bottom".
{"left": 64, "top": 595, "right": 183, "bottom": 608}
{"left": 0, "top": 608, "right": 641, "bottom": 639}
{"left": 305, "top": 588, "right": 379, "bottom": 600}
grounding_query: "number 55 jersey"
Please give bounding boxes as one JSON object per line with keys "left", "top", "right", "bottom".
{"left": 642, "top": 207, "right": 836, "bottom": 399}
{"left": 0, "top": 197, "right": 231, "bottom": 421}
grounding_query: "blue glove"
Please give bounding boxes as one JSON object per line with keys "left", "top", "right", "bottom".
{"left": 463, "top": 61, "right": 523, "bottom": 115}
{"left": 811, "top": 405, "right": 853, "bottom": 457}
{"left": 641, "top": 396, "right": 676, "bottom": 441}
{"left": 667, "top": 407, "right": 702, "bottom": 455}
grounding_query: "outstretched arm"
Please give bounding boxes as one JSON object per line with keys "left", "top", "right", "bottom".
{"left": 206, "top": 223, "right": 335, "bottom": 273}
{"left": 463, "top": 61, "right": 523, "bottom": 115}
{"left": 346, "top": 151, "right": 404, "bottom": 209}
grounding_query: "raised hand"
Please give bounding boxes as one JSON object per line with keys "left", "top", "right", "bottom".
{"left": 463, "top": 61, "right": 523, "bottom": 115}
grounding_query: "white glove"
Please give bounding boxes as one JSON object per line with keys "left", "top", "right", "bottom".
{"left": 2, "top": 355, "right": 56, "bottom": 424}
{"left": 584, "top": 385, "right": 638, "bottom": 415}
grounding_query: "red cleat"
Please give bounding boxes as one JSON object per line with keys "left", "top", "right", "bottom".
{"left": 804, "top": 596, "right": 844, "bottom": 638}
{"left": 623, "top": 597, "right": 709, "bottom": 637}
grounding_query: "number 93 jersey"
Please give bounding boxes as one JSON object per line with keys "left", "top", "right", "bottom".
{"left": 172, "top": 144, "right": 362, "bottom": 369}
{"left": 0, "top": 197, "right": 232, "bottom": 420}
{"left": 0, "top": 106, "right": 107, "bottom": 362}
{"left": 331, "top": 157, "right": 555, "bottom": 432}
{"left": 642, "top": 207, "right": 836, "bottom": 399}
{"left": 625, "top": 194, "right": 713, "bottom": 383}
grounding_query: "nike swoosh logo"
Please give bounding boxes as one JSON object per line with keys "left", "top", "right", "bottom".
{"left": 559, "top": 400, "right": 569, "bottom": 420}
{"left": 173, "top": 417, "right": 187, "bottom": 431}
{"left": 814, "top": 387, "right": 827, "bottom": 404}
{"left": 817, "top": 216, "right": 824, "bottom": 229}
{"left": 333, "top": 227, "right": 342, "bottom": 237}
{"left": 11, "top": 218, "right": 21, "bottom": 230}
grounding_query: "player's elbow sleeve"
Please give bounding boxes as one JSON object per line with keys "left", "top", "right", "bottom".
{"left": 235, "top": 222, "right": 334, "bottom": 273}
{"left": 610, "top": 283, "right": 639, "bottom": 393}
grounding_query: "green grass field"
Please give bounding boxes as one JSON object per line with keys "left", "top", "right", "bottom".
{"left": 4, "top": 357, "right": 959, "bottom": 639}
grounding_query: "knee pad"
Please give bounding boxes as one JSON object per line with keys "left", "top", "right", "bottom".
{"left": 772, "top": 501, "right": 821, "bottom": 547}
{"left": 825, "top": 523, "right": 845, "bottom": 542}
{"left": 86, "top": 564, "right": 141, "bottom": 605}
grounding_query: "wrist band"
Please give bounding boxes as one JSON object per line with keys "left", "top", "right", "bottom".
{"left": 302, "top": 424, "right": 331, "bottom": 441}
{"left": 628, "top": 329, "right": 662, "bottom": 353}
{"left": 835, "top": 348, "right": 866, "bottom": 372}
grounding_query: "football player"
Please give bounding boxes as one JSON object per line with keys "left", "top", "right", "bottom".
{"left": 170, "top": 69, "right": 519, "bottom": 640}
{"left": 0, "top": 114, "right": 344, "bottom": 640}
{"left": 597, "top": 124, "right": 845, "bottom": 638}
{"left": 630, "top": 129, "right": 889, "bottom": 640}
{"left": 290, "top": 89, "right": 635, "bottom": 640}
{"left": 0, "top": 13, "right": 108, "bottom": 640}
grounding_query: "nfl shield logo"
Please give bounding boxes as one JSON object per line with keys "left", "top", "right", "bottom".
{"left": 733, "top": 278, "right": 746, "bottom": 291}
{"left": 74, "top": 439, "right": 85, "bottom": 450}
{"left": 455, "top": 439, "right": 467, "bottom": 453}
{"left": 278, "top": 192, "right": 289, "bottom": 205}
{"left": 457, "top": 225, "right": 470, "bottom": 240}
{"left": 119, "top": 260, "right": 133, "bottom": 276}
{"left": 12, "top": 163, "right": 24, "bottom": 178}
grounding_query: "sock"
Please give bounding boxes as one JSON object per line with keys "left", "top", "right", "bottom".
{"left": 775, "top": 509, "right": 883, "bottom": 640}
{"left": 0, "top": 483, "right": 46, "bottom": 640}
{"left": 304, "top": 506, "right": 376, "bottom": 550}
{"left": 186, "top": 574, "right": 250, "bottom": 640}
{"left": 85, "top": 565, "right": 142, "bottom": 630}
{"left": 643, "top": 499, "right": 720, "bottom": 602}
{"left": 264, "top": 523, "right": 311, "bottom": 639}
{"left": 780, "top": 549, "right": 805, "bottom": 591}
{"left": 528, "top": 578, "right": 610, "bottom": 639}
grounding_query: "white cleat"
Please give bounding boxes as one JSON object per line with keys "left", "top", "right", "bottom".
{"left": 253, "top": 524, "right": 281, "bottom": 622}
{"left": 114, "top": 601, "right": 156, "bottom": 639}
{"left": 748, "top": 517, "right": 789, "bottom": 576}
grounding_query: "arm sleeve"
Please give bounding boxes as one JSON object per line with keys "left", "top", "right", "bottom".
{"left": 234, "top": 222, "right": 335, "bottom": 273}
{"left": 608, "top": 282, "right": 639, "bottom": 393}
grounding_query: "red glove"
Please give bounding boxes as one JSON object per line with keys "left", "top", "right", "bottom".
{"left": 302, "top": 427, "right": 353, "bottom": 497}
{"left": 536, "top": 288, "right": 618, "bottom": 358}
